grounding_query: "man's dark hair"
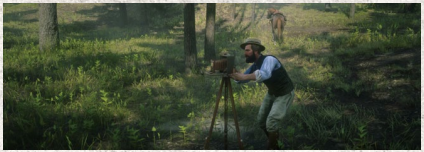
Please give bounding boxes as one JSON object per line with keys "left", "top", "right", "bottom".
{"left": 251, "top": 44, "right": 262, "bottom": 52}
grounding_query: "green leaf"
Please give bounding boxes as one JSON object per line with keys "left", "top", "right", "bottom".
{"left": 152, "top": 126, "right": 157, "bottom": 132}
{"left": 66, "top": 135, "right": 72, "bottom": 150}
{"left": 187, "top": 112, "right": 194, "bottom": 118}
{"left": 37, "top": 112, "right": 45, "bottom": 126}
{"left": 358, "top": 125, "right": 366, "bottom": 131}
{"left": 359, "top": 132, "right": 367, "bottom": 138}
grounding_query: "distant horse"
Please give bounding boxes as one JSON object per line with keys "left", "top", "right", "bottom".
{"left": 267, "top": 8, "right": 286, "bottom": 44}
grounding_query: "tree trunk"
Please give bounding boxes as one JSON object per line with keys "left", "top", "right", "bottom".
{"left": 118, "top": 3, "right": 127, "bottom": 27}
{"left": 139, "top": 3, "right": 149, "bottom": 28}
{"left": 184, "top": 3, "right": 198, "bottom": 73}
{"left": 205, "top": 3, "right": 216, "bottom": 63}
{"left": 38, "top": 3, "right": 59, "bottom": 52}
{"left": 251, "top": 3, "right": 256, "bottom": 23}
{"left": 231, "top": 4, "right": 236, "bottom": 21}
{"left": 350, "top": 3, "right": 355, "bottom": 19}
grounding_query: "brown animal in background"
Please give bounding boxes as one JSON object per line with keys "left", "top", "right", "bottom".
{"left": 267, "top": 8, "right": 287, "bottom": 44}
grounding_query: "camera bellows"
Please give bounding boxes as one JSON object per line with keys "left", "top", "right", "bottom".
{"left": 212, "top": 59, "right": 228, "bottom": 72}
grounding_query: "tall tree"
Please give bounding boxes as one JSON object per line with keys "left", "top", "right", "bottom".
{"left": 118, "top": 3, "right": 128, "bottom": 27}
{"left": 251, "top": 3, "right": 256, "bottom": 23}
{"left": 184, "top": 3, "right": 198, "bottom": 73}
{"left": 350, "top": 3, "right": 355, "bottom": 19}
{"left": 39, "top": 3, "right": 59, "bottom": 52}
{"left": 231, "top": 4, "right": 236, "bottom": 21}
{"left": 139, "top": 3, "right": 149, "bottom": 28}
{"left": 205, "top": 3, "right": 216, "bottom": 63}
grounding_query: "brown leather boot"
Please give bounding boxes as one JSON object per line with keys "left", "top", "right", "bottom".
{"left": 268, "top": 132, "right": 279, "bottom": 150}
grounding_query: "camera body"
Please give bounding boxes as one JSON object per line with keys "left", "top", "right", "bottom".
{"left": 211, "top": 53, "right": 235, "bottom": 74}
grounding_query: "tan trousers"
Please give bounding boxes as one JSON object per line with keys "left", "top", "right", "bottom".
{"left": 257, "top": 90, "right": 294, "bottom": 132}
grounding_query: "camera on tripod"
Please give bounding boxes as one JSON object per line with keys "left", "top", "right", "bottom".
{"left": 204, "top": 52, "right": 243, "bottom": 150}
{"left": 210, "top": 53, "right": 235, "bottom": 74}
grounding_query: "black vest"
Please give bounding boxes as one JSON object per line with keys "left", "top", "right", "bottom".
{"left": 249, "top": 55, "right": 294, "bottom": 96}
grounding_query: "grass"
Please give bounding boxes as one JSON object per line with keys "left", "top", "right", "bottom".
{"left": 3, "top": 3, "right": 421, "bottom": 150}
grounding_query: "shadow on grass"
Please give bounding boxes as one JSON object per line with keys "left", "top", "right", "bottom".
{"left": 275, "top": 24, "right": 419, "bottom": 150}
{"left": 3, "top": 38, "right": 222, "bottom": 149}
{"left": 3, "top": 8, "right": 38, "bottom": 23}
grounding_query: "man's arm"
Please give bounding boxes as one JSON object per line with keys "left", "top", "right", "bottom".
{"left": 231, "top": 65, "right": 255, "bottom": 83}
{"left": 230, "top": 57, "right": 281, "bottom": 82}
{"left": 255, "top": 57, "right": 281, "bottom": 82}
{"left": 230, "top": 72, "right": 256, "bottom": 81}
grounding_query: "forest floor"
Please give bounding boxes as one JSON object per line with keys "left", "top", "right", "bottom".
{"left": 161, "top": 44, "right": 421, "bottom": 150}
{"left": 3, "top": 3, "right": 421, "bottom": 150}
{"left": 150, "top": 4, "right": 422, "bottom": 150}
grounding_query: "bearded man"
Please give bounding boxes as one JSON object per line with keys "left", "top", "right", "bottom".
{"left": 230, "top": 38, "right": 294, "bottom": 150}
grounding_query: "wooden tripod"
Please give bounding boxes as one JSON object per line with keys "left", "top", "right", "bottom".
{"left": 204, "top": 76, "right": 243, "bottom": 150}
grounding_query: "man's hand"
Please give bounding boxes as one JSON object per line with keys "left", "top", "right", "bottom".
{"left": 229, "top": 72, "right": 244, "bottom": 81}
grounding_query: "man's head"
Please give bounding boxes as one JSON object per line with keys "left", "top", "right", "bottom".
{"left": 240, "top": 38, "right": 265, "bottom": 63}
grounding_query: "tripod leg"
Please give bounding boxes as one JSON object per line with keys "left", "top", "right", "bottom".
{"left": 224, "top": 78, "right": 228, "bottom": 149}
{"left": 227, "top": 78, "right": 244, "bottom": 150}
{"left": 204, "top": 77, "right": 225, "bottom": 150}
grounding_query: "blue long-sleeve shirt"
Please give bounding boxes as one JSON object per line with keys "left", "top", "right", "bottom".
{"left": 237, "top": 55, "right": 281, "bottom": 83}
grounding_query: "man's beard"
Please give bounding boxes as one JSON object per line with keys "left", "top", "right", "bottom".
{"left": 245, "top": 54, "right": 256, "bottom": 63}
